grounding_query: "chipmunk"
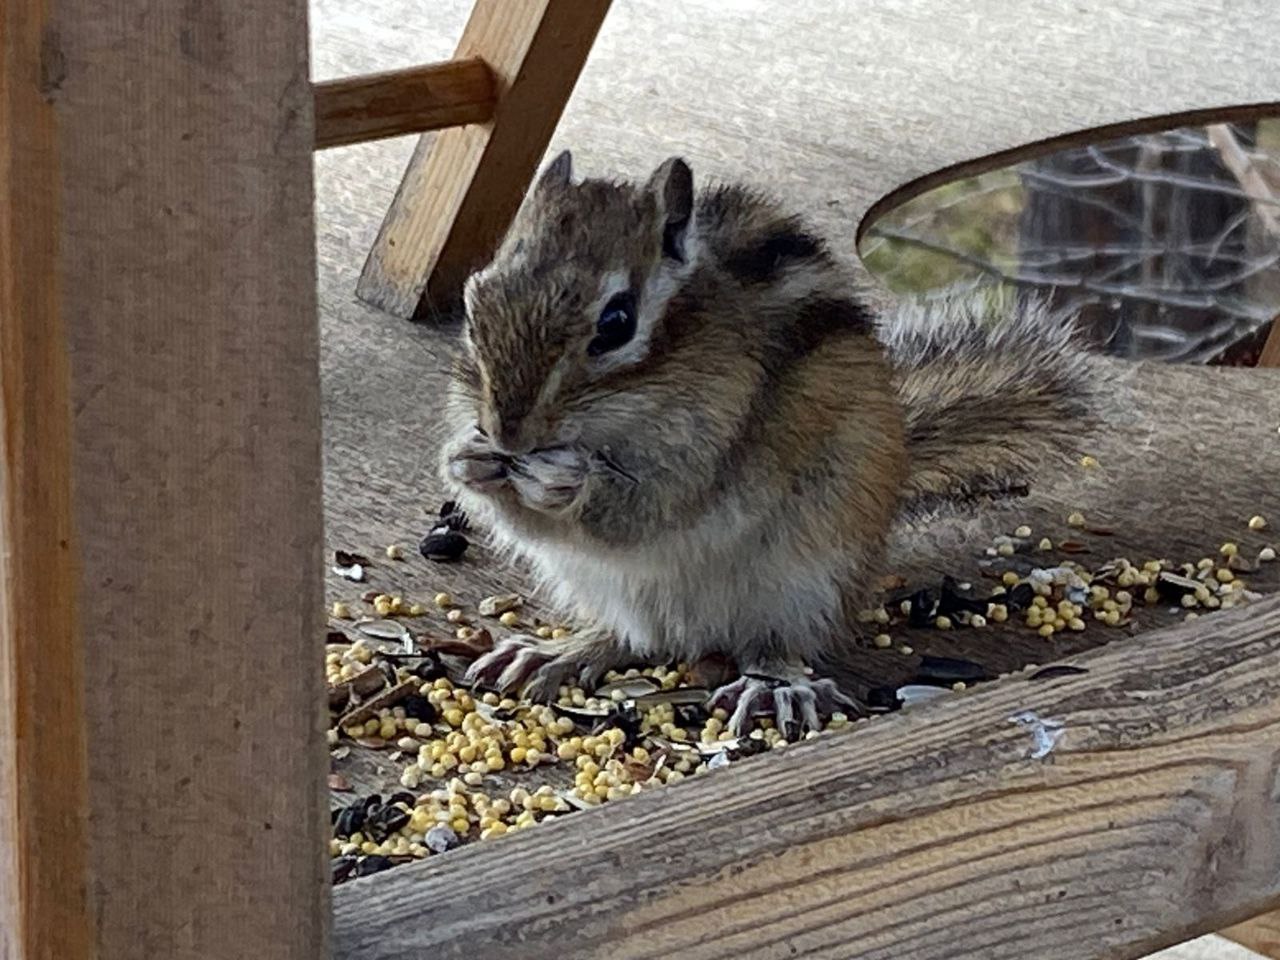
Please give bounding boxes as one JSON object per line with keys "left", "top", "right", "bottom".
{"left": 442, "top": 151, "right": 1098, "bottom": 735}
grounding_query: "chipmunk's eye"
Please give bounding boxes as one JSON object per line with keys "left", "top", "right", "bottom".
{"left": 588, "top": 291, "right": 637, "bottom": 357}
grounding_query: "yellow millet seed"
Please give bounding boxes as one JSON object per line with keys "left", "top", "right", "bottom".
{"left": 1261, "top": 547, "right": 1277, "bottom": 562}
{"left": 1216, "top": 568, "right": 1235, "bottom": 583}
{"left": 1248, "top": 515, "right": 1268, "bottom": 531}
{"left": 551, "top": 627, "right": 571, "bottom": 640}
{"left": 1038, "top": 624, "right": 1055, "bottom": 637}
{"left": 996, "top": 543, "right": 1014, "bottom": 557}
{"left": 899, "top": 645, "right": 914, "bottom": 656}
{"left": 1014, "top": 525, "right": 1032, "bottom": 538}
{"left": 1220, "top": 542, "right": 1239, "bottom": 557}
{"left": 934, "top": 615, "right": 952, "bottom": 630}
{"left": 1079, "top": 455, "right": 1099, "bottom": 468}
{"left": 385, "top": 544, "right": 405, "bottom": 560}
{"left": 989, "top": 604, "right": 1008, "bottom": 623}
{"left": 1001, "top": 571, "right": 1019, "bottom": 587}
{"left": 331, "top": 601, "right": 352, "bottom": 619}
{"left": 1067, "top": 512, "right": 1085, "bottom": 527}
{"left": 1038, "top": 538, "right": 1053, "bottom": 551}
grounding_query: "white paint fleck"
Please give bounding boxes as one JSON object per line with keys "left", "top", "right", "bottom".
{"left": 1008, "top": 709, "right": 1066, "bottom": 759}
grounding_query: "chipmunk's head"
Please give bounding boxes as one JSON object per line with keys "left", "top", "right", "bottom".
{"left": 458, "top": 151, "right": 696, "bottom": 454}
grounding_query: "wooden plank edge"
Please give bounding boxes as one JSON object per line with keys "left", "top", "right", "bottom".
{"left": 0, "top": 1, "right": 93, "bottom": 956}
{"left": 334, "top": 595, "right": 1280, "bottom": 960}
{"left": 313, "top": 57, "right": 496, "bottom": 151}
{"left": 1222, "top": 908, "right": 1280, "bottom": 957}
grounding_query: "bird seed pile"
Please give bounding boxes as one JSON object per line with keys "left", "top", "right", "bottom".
{"left": 325, "top": 507, "right": 1276, "bottom": 885}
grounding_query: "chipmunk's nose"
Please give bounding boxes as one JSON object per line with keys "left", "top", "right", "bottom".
{"left": 479, "top": 411, "right": 533, "bottom": 456}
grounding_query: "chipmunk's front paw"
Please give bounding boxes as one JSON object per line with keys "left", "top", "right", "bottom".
{"left": 446, "top": 429, "right": 508, "bottom": 492}
{"left": 709, "top": 674, "right": 857, "bottom": 739}
{"left": 508, "top": 448, "right": 589, "bottom": 513}
{"left": 464, "top": 635, "right": 587, "bottom": 701}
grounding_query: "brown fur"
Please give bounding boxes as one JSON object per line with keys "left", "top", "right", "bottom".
{"left": 440, "top": 153, "right": 1099, "bottom": 724}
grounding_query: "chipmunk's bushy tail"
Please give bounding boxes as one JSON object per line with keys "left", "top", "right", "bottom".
{"left": 877, "top": 292, "right": 1103, "bottom": 518}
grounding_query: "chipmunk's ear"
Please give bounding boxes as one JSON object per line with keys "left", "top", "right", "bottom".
{"left": 647, "top": 157, "right": 693, "bottom": 263}
{"left": 536, "top": 149, "right": 574, "bottom": 192}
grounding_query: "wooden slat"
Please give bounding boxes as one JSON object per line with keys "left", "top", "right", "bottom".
{"left": 313, "top": 57, "right": 496, "bottom": 150}
{"left": 335, "top": 596, "right": 1280, "bottom": 960}
{"left": 1223, "top": 910, "right": 1280, "bottom": 957}
{"left": 0, "top": 0, "right": 92, "bottom": 956}
{"left": 355, "top": 0, "right": 611, "bottom": 319}
{"left": 52, "top": 0, "right": 330, "bottom": 958}
{"left": 1260, "top": 317, "right": 1280, "bottom": 367}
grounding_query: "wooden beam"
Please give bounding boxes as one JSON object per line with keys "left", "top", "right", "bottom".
{"left": 335, "top": 596, "right": 1280, "bottom": 960}
{"left": 1259, "top": 316, "right": 1280, "bottom": 367}
{"left": 49, "top": 0, "right": 330, "bottom": 958}
{"left": 356, "top": 0, "right": 612, "bottom": 320}
{"left": 0, "top": 0, "right": 92, "bottom": 955}
{"left": 313, "top": 58, "right": 496, "bottom": 151}
{"left": 1223, "top": 910, "right": 1280, "bottom": 957}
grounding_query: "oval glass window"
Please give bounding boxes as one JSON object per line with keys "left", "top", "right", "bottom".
{"left": 858, "top": 119, "right": 1280, "bottom": 365}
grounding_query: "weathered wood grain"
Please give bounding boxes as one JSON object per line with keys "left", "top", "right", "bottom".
{"left": 355, "top": 0, "right": 612, "bottom": 319}
{"left": 52, "top": 0, "right": 331, "bottom": 957}
{"left": 313, "top": 57, "right": 496, "bottom": 150}
{"left": 0, "top": 0, "right": 92, "bottom": 956}
{"left": 334, "top": 596, "right": 1280, "bottom": 960}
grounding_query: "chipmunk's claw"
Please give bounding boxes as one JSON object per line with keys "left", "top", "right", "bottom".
{"left": 463, "top": 635, "right": 587, "bottom": 702}
{"left": 709, "top": 674, "right": 856, "bottom": 738}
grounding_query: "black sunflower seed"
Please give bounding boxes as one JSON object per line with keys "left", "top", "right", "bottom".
{"left": 420, "top": 530, "right": 469, "bottom": 562}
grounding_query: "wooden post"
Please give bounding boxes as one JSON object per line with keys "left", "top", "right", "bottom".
{"left": 2, "top": 0, "right": 330, "bottom": 957}
{"left": 0, "top": 0, "right": 92, "bottom": 956}
{"left": 356, "top": 0, "right": 612, "bottom": 320}
{"left": 335, "top": 597, "right": 1280, "bottom": 960}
